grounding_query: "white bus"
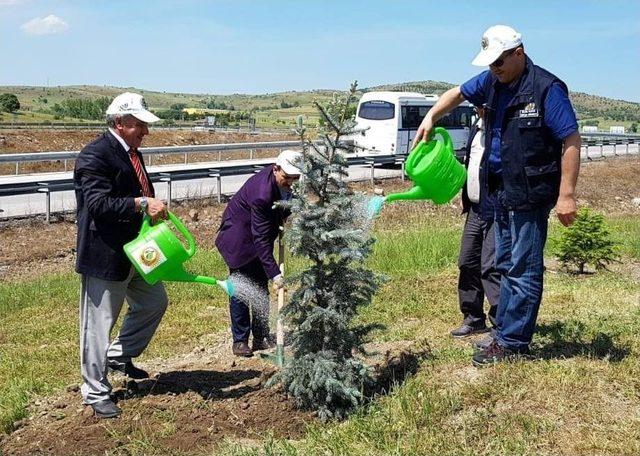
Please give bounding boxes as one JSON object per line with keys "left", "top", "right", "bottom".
{"left": 353, "top": 91, "right": 475, "bottom": 156}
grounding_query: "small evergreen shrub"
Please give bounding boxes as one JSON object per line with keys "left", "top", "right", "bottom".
{"left": 555, "top": 208, "right": 619, "bottom": 273}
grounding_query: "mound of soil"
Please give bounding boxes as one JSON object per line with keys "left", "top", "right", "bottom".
{"left": 0, "top": 340, "right": 428, "bottom": 455}
{"left": 2, "top": 358, "right": 309, "bottom": 455}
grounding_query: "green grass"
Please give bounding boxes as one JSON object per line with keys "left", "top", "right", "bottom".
{"left": 218, "top": 266, "right": 640, "bottom": 456}
{"left": 0, "top": 252, "right": 231, "bottom": 433}
{"left": 1, "top": 212, "right": 640, "bottom": 455}
{"left": 608, "top": 216, "right": 640, "bottom": 259}
{"left": 578, "top": 117, "right": 638, "bottom": 132}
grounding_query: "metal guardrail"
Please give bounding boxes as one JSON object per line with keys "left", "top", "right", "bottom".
{"left": 581, "top": 132, "right": 640, "bottom": 139}
{"left": 0, "top": 140, "right": 304, "bottom": 163}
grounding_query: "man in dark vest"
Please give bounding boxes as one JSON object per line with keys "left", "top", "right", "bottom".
{"left": 413, "top": 25, "right": 581, "bottom": 366}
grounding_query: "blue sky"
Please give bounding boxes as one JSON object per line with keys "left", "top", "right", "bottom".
{"left": 1, "top": 0, "right": 638, "bottom": 101}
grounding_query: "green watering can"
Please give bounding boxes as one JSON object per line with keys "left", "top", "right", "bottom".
{"left": 367, "top": 127, "right": 467, "bottom": 217}
{"left": 123, "top": 212, "right": 234, "bottom": 296}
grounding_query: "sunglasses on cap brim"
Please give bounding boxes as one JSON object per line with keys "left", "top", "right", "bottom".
{"left": 490, "top": 48, "right": 517, "bottom": 68}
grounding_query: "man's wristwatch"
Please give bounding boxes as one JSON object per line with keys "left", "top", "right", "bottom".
{"left": 139, "top": 197, "right": 148, "bottom": 214}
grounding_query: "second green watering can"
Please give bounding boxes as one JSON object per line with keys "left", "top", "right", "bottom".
{"left": 367, "top": 127, "right": 467, "bottom": 217}
{"left": 123, "top": 212, "right": 234, "bottom": 296}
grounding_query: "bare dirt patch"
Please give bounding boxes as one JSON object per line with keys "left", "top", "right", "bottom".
{"left": 0, "top": 130, "right": 293, "bottom": 154}
{"left": 2, "top": 353, "right": 310, "bottom": 455}
{"left": 576, "top": 156, "right": 640, "bottom": 214}
{"left": 0, "top": 337, "right": 428, "bottom": 456}
{"left": 0, "top": 129, "right": 295, "bottom": 174}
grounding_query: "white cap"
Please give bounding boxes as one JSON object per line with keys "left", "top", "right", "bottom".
{"left": 106, "top": 92, "right": 160, "bottom": 123}
{"left": 471, "top": 25, "right": 522, "bottom": 66}
{"left": 276, "top": 149, "right": 303, "bottom": 175}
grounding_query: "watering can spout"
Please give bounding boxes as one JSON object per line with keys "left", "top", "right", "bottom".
{"left": 162, "top": 266, "right": 235, "bottom": 297}
{"left": 385, "top": 185, "right": 429, "bottom": 203}
{"left": 193, "top": 276, "right": 235, "bottom": 297}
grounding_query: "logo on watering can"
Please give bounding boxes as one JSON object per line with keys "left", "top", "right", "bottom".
{"left": 131, "top": 240, "right": 167, "bottom": 274}
{"left": 141, "top": 246, "right": 161, "bottom": 267}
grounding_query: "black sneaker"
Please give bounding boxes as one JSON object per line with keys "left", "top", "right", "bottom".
{"left": 450, "top": 320, "right": 489, "bottom": 338}
{"left": 108, "top": 360, "right": 149, "bottom": 379}
{"left": 472, "top": 340, "right": 531, "bottom": 367}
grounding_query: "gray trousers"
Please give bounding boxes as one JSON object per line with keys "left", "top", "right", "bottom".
{"left": 457, "top": 205, "right": 501, "bottom": 327}
{"left": 79, "top": 269, "right": 168, "bottom": 404}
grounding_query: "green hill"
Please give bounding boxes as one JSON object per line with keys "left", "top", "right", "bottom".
{"left": 1, "top": 82, "right": 638, "bottom": 130}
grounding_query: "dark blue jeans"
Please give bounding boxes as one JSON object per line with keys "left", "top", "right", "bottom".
{"left": 494, "top": 204, "right": 552, "bottom": 352}
{"left": 228, "top": 258, "right": 269, "bottom": 343}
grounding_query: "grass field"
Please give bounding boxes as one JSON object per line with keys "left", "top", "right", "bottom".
{"left": 1, "top": 203, "right": 639, "bottom": 454}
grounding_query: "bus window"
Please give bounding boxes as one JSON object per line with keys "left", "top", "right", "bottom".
{"left": 456, "top": 106, "right": 474, "bottom": 127}
{"left": 358, "top": 101, "right": 395, "bottom": 120}
{"left": 401, "top": 105, "right": 431, "bottom": 129}
{"left": 435, "top": 106, "right": 474, "bottom": 129}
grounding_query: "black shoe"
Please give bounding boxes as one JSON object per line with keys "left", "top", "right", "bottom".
{"left": 252, "top": 337, "right": 276, "bottom": 352}
{"left": 450, "top": 320, "right": 489, "bottom": 338}
{"left": 90, "top": 399, "right": 121, "bottom": 419}
{"left": 232, "top": 341, "right": 253, "bottom": 357}
{"left": 108, "top": 360, "right": 149, "bottom": 379}
{"left": 472, "top": 340, "right": 531, "bottom": 367}
{"left": 473, "top": 333, "right": 495, "bottom": 351}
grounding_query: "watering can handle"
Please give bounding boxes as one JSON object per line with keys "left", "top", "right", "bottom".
{"left": 167, "top": 211, "right": 197, "bottom": 257}
{"left": 139, "top": 212, "right": 197, "bottom": 257}
{"left": 433, "top": 127, "right": 453, "bottom": 154}
{"left": 140, "top": 214, "right": 152, "bottom": 235}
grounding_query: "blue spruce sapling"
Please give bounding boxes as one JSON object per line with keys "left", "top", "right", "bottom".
{"left": 275, "top": 82, "right": 384, "bottom": 420}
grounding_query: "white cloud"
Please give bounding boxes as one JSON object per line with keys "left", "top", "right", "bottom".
{"left": 20, "top": 14, "right": 68, "bottom": 35}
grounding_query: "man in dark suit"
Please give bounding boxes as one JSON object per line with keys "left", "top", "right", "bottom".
{"left": 216, "top": 150, "right": 302, "bottom": 357}
{"left": 74, "top": 92, "right": 168, "bottom": 418}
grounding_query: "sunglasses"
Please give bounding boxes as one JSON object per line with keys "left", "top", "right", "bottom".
{"left": 490, "top": 48, "right": 517, "bottom": 68}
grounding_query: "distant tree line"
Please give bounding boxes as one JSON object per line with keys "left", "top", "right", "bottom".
{"left": 202, "top": 99, "right": 235, "bottom": 110}
{"left": 570, "top": 93, "right": 640, "bottom": 122}
{"left": 155, "top": 103, "right": 253, "bottom": 126}
{"left": 49, "top": 97, "right": 111, "bottom": 120}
